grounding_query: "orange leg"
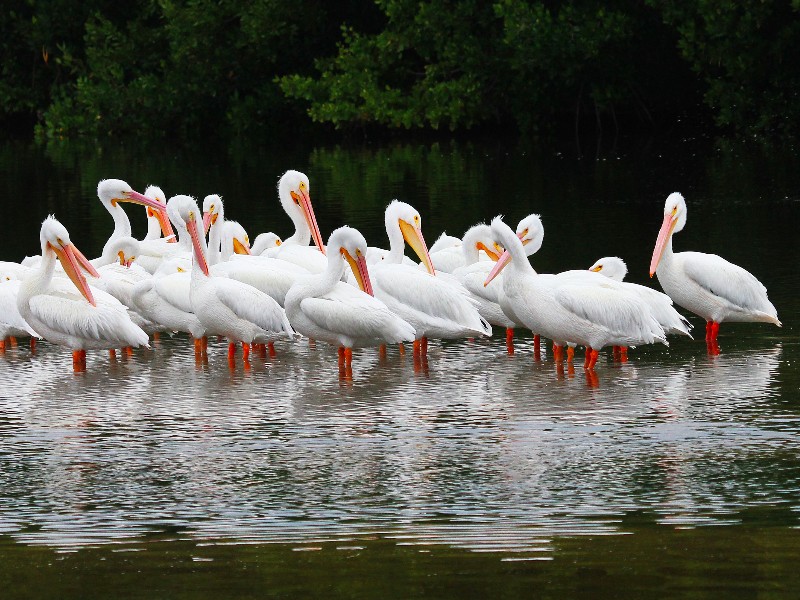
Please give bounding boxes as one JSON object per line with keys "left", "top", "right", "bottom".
{"left": 619, "top": 346, "right": 628, "bottom": 362}
{"left": 9, "top": 336, "right": 17, "bottom": 348}
{"left": 0, "top": 340, "right": 5, "bottom": 352}
{"left": 553, "top": 343, "right": 563, "bottom": 362}
{"left": 413, "top": 339, "right": 421, "bottom": 355}
{"left": 268, "top": 341, "right": 276, "bottom": 357}
{"left": 242, "top": 342, "right": 250, "bottom": 361}
{"left": 109, "top": 349, "right": 117, "bottom": 359}
{"left": 585, "top": 348, "right": 600, "bottom": 370}
{"left": 398, "top": 343, "right": 406, "bottom": 356}
{"left": 710, "top": 321, "right": 720, "bottom": 342}
{"left": 566, "top": 346, "right": 574, "bottom": 362}
{"left": 72, "top": 350, "right": 86, "bottom": 372}
{"left": 227, "top": 342, "right": 236, "bottom": 359}
{"left": 344, "top": 347, "right": 353, "bottom": 366}
{"left": 506, "top": 328, "right": 514, "bottom": 354}
{"left": 338, "top": 346, "right": 345, "bottom": 365}
{"left": 202, "top": 336, "right": 208, "bottom": 350}
{"left": 153, "top": 331, "right": 160, "bottom": 342}
{"left": 30, "top": 338, "right": 37, "bottom": 353}
{"left": 379, "top": 344, "right": 387, "bottom": 359}
{"left": 123, "top": 346, "right": 133, "bottom": 356}
{"left": 194, "top": 338, "right": 203, "bottom": 354}
{"left": 421, "top": 337, "right": 428, "bottom": 356}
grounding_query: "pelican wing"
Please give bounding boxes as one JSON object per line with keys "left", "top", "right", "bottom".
{"left": 153, "top": 273, "right": 193, "bottom": 313}
{"left": 212, "top": 278, "right": 294, "bottom": 335}
{"left": 300, "top": 284, "right": 414, "bottom": 343}
{"left": 554, "top": 283, "right": 664, "bottom": 342}
{"left": 28, "top": 290, "right": 148, "bottom": 347}
{"left": 681, "top": 251, "right": 775, "bottom": 314}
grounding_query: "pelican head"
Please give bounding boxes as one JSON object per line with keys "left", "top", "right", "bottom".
{"left": 461, "top": 224, "right": 503, "bottom": 262}
{"left": 40, "top": 216, "right": 99, "bottom": 305}
{"left": 515, "top": 214, "right": 545, "bottom": 256}
{"left": 106, "top": 236, "right": 141, "bottom": 268}
{"left": 278, "top": 170, "right": 325, "bottom": 255}
{"left": 385, "top": 200, "right": 434, "bottom": 274}
{"left": 98, "top": 179, "right": 173, "bottom": 238}
{"left": 589, "top": 256, "right": 627, "bottom": 281}
{"left": 250, "top": 232, "right": 282, "bottom": 255}
{"left": 650, "top": 192, "right": 687, "bottom": 277}
{"left": 202, "top": 194, "right": 224, "bottom": 235}
{"left": 173, "top": 196, "right": 210, "bottom": 276}
{"left": 222, "top": 220, "right": 251, "bottom": 255}
{"left": 329, "top": 226, "right": 373, "bottom": 296}
{"left": 143, "top": 185, "right": 176, "bottom": 242}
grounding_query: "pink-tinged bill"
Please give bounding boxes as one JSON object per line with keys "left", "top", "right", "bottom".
{"left": 124, "top": 190, "right": 176, "bottom": 242}
{"left": 649, "top": 213, "right": 676, "bottom": 277}
{"left": 484, "top": 250, "right": 512, "bottom": 287}
{"left": 52, "top": 243, "right": 96, "bottom": 306}
{"left": 186, "top": 217, "right": 210, "bottom": 276}
{"left": 343, "top": 249, "right": 374, "bottom": 296}
{"left": 398, "top": 220, "right": 434, "bottom": 275}
{"left": 293, "top": 189, "right": 326, "bottom": 255}
{"left": 203, "top": 211, "right": 212, "bottom": 235}
{"left": 233, "top": 238, "right": 251, "bottom": 255}
{"left": 69, "top": 243, "right": 101, "bottom": 278}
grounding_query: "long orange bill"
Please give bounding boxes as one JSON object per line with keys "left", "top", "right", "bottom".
{"left": 296, "top": 189, "right": 325, "bottom": 255}
{"left": 233, "top": 238, "right": 251, "bottom": 255}
{"left": 186, "top": 216, "right": 210, "bottom": 276}
{"left": 650, "top": 213, "right": 676, "bottom": 277}
{"left": 343, "top": 250, "right": 374, "bottom": 296}
{"left": 398, "top": 220, "right": 434, "bottom": 275}
{"left": 124, "top": 190, "right": 176, "bottom": 242}
{"left": 203, "top": 211, "right": 212, "bottom": 235}
{"left": 52, "top": 243, "right": 96, "bottom": 306}
{"left": 484, "top": 249, "right": 511, "bottom": 286}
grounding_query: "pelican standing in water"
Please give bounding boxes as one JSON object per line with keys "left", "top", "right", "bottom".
{"left": 17, "top": 216, "right": 149, "bottom": 370}
{"left": 177, "top": 196, "right": 295, "bottom": 361}
{"left": 650, "top": 192, "right": 780, "bottom": 351}
{"left": 371, "top": 200, "right": 491, "bottom": 357}
{"left": 285, "top": 226, "right": 415, "bottom": 368}
{"left": 485, "top": 217, "right": 666, "bottom": 370}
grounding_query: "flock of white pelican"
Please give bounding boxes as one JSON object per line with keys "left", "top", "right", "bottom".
{"left": 0, "top": 171, "right": 781, "bottom": 375}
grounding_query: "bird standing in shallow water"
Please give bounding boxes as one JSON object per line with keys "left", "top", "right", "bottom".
{"left": 650, "top": 192, "right": 780, "bottom": 354}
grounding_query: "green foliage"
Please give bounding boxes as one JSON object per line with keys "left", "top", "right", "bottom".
{"left": 649, "top": 0, "right": 800, "bottom": 136}
{"left": 1, "top": 0, "right": 798, "bottom": 139}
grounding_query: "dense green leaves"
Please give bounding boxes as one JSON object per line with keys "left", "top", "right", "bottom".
{"left": 0, "top": 1, "right": 798, "bottom": 139}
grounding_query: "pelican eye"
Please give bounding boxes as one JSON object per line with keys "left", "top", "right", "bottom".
{"left": 245, "top": 236, "right": 249, "bottom": 244}
{"left": 356, "top": 249, "right": 362, "bottom": 257}
{"left": 299, "top": 182, "right": 307, "bottom": 191}
{"left": 275, "top": 239, "right": 282, "bottom": 246}
{"left": 189, "top": 211, "right": 195, "bottom": 221}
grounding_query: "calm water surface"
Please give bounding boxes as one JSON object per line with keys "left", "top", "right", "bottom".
{"left": 1, "top": 136, "right": 799, "bottom": 597}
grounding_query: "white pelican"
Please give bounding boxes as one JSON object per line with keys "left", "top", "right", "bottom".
{"left": 285, "top": 226, "right": 415, "bottom": 366}
{"left": 271, "top": 170, "right": 327, "bottom": 273}
{"left": 17, "top": 216, "right": 149, "bottom": 369}
{"left": 429, "top": 232, "right": 462, "bottom": 253}
{"left": 178, "top": 196, "right": 295, "bottom": 360}
{"left": 96, "top": 179, "right": 174, "bottom": 258}
{"left": 142, "top": 185, "right": 173, "bottom": 241}
{"left": 650, "top": 192, "right": 780, "bottom": 348}
{"left": 202, "top": 194, "right": 224, "bottom": 263}
{"left": 449, "top": 224, "right": 512, "bottom": 333}
{"left": 371, "top": 200, "right": 491, "bottom": 356}
{"left": 425, "top": 227, "right": 497, "bottom": 274}
{"left": 251, "top": 232, "right": 282, "bottom": 256}
{"left": 485, "top": 217, "right": 666, "bottom": 370}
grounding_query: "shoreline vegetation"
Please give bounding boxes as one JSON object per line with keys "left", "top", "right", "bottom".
{"left": 1, "top": 2, "right": 799, "bottom": 142}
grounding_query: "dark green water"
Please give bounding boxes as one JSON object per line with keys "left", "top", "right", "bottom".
{"left": 1, "top": 135, "right": 799, "bottom": 597}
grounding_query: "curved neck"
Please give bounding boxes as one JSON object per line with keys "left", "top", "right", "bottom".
{"left": 386, "top": 220, "right": 406, "bottom": 264}
{"left": 208, "top": 218, "right": 223, "bottom": 265}
{"left": 91, "top": 244, "right": 118, "bottom": 268}
{"left": 461, "top": 226, "right": 489, "bottom": 265}
{"left": 658, "top": 236, "right": 675, "bottom": 272}
{"left": 102, "top": 203, "right": 132, "bottom": 255}
{"left": 144, "top": 215, "right": 162, "bottom": 240}
{"left": 306, "top": 249, "right": 345, "bottom": 296}
{"left": 284, "top": 212, "right": 310, "bottom": 246}
{"left": 500, "top": 227, "right": 535, "bottom": 276}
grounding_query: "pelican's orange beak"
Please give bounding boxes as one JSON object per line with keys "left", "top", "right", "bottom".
{"left": 186, "top": 213, "right": 210, "bottom": 276}
{"left": 291, "top": 187, "right": 325, "bottom": 255}
{"left": 476, "top": 241, "right": 501, "bottom": 261}
{"left": 399, "top": 219, "right": 434, "bottom": 275}
{"left": 650, "top": 211, "right": 677, "bottom": 277}
{"left": 484, "top": 249, "right": 511, "bottom": 287}
{"left": 51, "top": 241, "right": 96, "bottom": 306}
{"left": 124, "top": 190, "right": 176, "bottom": 243}
{"left": 233, "top": 237, "right": 251, "bottom": 255}
{"left": 343, "top": 248, "right": 374, "bottom": 296}
{"left": 590, "top": 265, "right": 602, "bottom": 273}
